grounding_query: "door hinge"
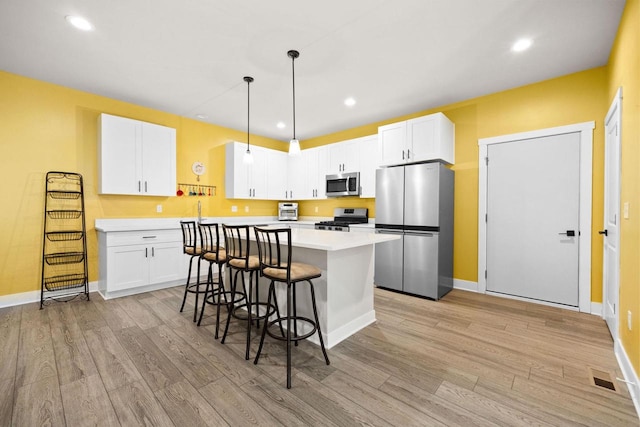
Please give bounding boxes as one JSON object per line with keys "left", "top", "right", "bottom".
{"left": 485, "top": 214, "right": 488, "bottom": 223}
{"left": 485, "top": 270, "right": 487, "bottom": 279}
{"left": 485, "top": 156, "right": 489, "bottom": 165}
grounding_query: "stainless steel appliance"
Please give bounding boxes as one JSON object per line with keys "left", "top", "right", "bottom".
{"left": 375, "top": 162, "right": 454, "bottom": 299}
{"left": 278, "top": 202, "right": 298, "bottom": 221}
{"left": 325, "top": 172, "right": 360, "bottom": 197}
{"left": 315, "top": 208, "right": 368, "bottom": 232}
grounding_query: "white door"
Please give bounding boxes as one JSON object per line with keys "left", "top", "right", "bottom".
{"left": 603, "top": 89, "right": 622, "bottom": 338}
{"left": 486, "top": 133, "right": 581, "bottom": 306}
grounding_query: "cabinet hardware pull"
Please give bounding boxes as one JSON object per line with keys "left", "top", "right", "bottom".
{"left": 145, "top": 248, "right": 148, "bottom": 258}
{"left": 402, "top": 151, "right": 405, "bottom": 160}
{"left": 138, "top": 181, "right": 141, "bottom": 192}
{"left": 407, "top": 149, "right": 410, "bottom": 159}
{"left": 145, "top": 181, "right": 148, "bottom": 192}
{"left": 152, "top": 247, "right": 155, "bottom": 257}
{"left": 142, "top": 236, "right": 157, "bottom": 239}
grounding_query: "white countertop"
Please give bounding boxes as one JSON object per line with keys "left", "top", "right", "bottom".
{"left": 257, "top": 227, "right": 397, "bottom": 251}
{"left": 95, "top": 217, "right": 320, "bottom": 232}
{"left": 95, "top": 217, "right": 391, "bottom": 251}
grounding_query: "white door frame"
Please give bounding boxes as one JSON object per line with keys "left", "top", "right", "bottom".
{"left": 603, "top": 87, "right": 622, "bottom": 337}
{"left": 478, "top": 122, "right": 594, "bottom": 312}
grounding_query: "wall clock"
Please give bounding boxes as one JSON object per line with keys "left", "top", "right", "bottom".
{"left": 192, "top": 161, "right": 205, "bottom": 181}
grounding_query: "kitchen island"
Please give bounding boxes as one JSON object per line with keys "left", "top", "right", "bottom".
{"left": 262, "top": 227, "right": 398, "bottom": 349}
{"left": 95, "top": 218, "right": 397, "bottom": 348}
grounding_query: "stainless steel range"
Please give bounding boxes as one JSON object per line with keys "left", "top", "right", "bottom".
{"left": 315, "top": 208, "right": 368, "bottom": 232}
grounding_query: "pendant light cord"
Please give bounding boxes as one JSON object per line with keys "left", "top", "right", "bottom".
{"left": 243, "top": 76, "right": 254, "bottom": 151}
{"left": 291, "top": 54, "right": 296, "bottom": 140}
{"left": 247, "top": 78, "right": 250, "bottom": 150}
{"left": 288, "top": 50, "right": 299, "bottom": 141}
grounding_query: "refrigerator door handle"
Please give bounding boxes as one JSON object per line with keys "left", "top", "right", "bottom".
{"left": 376, "top": 229, "right": 404, "bottom": 235}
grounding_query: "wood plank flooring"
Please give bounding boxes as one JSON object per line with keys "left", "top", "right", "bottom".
{"left": 1, "top": 286, "right": 637, "bottom": 426}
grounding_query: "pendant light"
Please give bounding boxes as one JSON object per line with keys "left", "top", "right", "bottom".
{"left": 243, "top": 76, "right": 254, "bottom": 164}
{"left": 288, "top": 49, "right": 301, "bottom": 156}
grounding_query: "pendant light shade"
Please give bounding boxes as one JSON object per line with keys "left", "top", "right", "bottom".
{"left": 243, "top": 76, "right": 254, "bottom": 165}
{"left": 288, "top": 50, "right": 301, "bottom": 156}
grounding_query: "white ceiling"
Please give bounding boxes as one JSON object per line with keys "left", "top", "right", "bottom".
{"left": 0, "top": 0, "right": 625, "bottom": 142}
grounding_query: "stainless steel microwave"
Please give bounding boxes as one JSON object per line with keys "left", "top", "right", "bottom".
{"left": 326, "top": 172, "right": 360, "bottom": 197}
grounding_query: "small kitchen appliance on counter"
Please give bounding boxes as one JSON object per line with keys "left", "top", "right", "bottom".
{"left": 278, "top": 202, "right": 298, "bottom": 221}
{"left": 315, "top": 208, "right": 368, "bottom": 232}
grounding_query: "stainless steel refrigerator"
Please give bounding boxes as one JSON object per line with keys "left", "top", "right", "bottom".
{"left": 375, "top": 162, "right": 454, "bottom": 299}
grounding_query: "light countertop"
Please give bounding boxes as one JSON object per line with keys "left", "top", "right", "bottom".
{"left": 95, "top": 217, "right": 390, "bottom": 251}
{"left": 255, "top": 227, "right": 397, "bottom": 251}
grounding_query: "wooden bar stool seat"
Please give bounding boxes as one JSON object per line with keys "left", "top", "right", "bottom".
{"left": 252, "top": 226, "right": 330, "bottom": 388}
{"left": 221, "top": 224, "right": 280, "bottom": 360}
{"left": 179, "top": 220, "right": 205, "bottom": 322}
{"left": 196, "top": 223, "right": 239, "bottom": 340}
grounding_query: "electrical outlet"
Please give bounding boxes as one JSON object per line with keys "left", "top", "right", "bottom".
{"left": 231, "top": 205, "right": 238, "bottom": 213}
{"left": 315, "top": 206, "right": 319, "bottom": 213}
{"left": 628, "top": 310, "right": 632, "bottom": 330}
{"left": 245, "top": 206, "right": 249, "bottom": 213}
{"left": 156, "top": 204, "right": 162, "bottom": 213}
{"left": 623, "top": 202, "right": 629, "bottom": 219}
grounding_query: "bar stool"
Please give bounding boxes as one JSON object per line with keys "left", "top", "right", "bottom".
{"left": 252, "top": 226, "right": 330, "bottom": 388}
{"left": 179, "top": 220, "right": 204, "bottom": 322}
{"left": 221, "top": 224, "right": 280, "bottom": 360}
{"left": 196, "top": 223, "right": 232, "bottom": 339}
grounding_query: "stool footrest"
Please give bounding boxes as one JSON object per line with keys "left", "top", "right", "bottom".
{"left": 231, "top": 301, "right": 277, "bottom": 322}
{"left": 265, "top": 316, "right": 318, "bottom": 342}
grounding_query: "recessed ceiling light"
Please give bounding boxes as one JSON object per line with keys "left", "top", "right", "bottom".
{"left": 344, "top": 97, "right": 356, "bottom": 107}
{"left": 195, "top": 114, "right": 208, "bottom": 119}
{"left": 512, "top": 38, "right": 532, "bottom": 52}
{"left": 65, "top": 15, "right": 93, "bottom": 31}
{"left": 277, "top": 122, "right": 286, "bottom": 129}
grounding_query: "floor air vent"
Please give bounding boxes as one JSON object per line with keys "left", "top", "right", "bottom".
{"left": 588, "top": 368, "right": 617, "bottom": 392}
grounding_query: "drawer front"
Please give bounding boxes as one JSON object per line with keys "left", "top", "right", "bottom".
{"left": 105, "top": 229, "right": 182, "bottom": 247}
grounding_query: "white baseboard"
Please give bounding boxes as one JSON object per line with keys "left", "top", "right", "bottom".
{"left": 0, "top": 281, "right": 99, "bottom": 309}
{"left": 615, "top": 340, "right": 640, "bottom": 418}
{"left": 590, "top": 302, "right": 603, "bottom": 316}
{"left": 453, "top": 279, "right": 479, "bottom": 292}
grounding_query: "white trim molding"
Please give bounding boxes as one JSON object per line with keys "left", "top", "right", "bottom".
{"left": 0, "top": 281, "right": 99, "bottom": 309}
{"left": 453, "top": 279, "right": 479, "bottom": 292}
{"left": 616, "top": 340, "right": 640, "bottom": 417}
{"left": 590, "top": 302, "right": 603, "bottom": 316}
{"left": 478, "top": 121, "right": 595, "bottom": 312}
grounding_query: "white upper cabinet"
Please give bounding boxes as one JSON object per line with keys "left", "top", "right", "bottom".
{"left": 287, "top": 153, "right": 308, "bottom": 200}
{"left": 358, "top": 135, "right": 378, "bottom": 198}
{"left": 379, "top": 112, "right": 454, "bottom": 166}
{"left": 305, "top": 146, "right": 328, "bottom": 199}
{"left": 267, "top": 150, "right": 290, "bottom": 200}
{"left": 225, "top": 142, "right": 268, "bottom": 199}
{"left": 98, "top": 113, "right": 176, "bottom": 196}
{"left": 327, "top": 139, "right": 360, "bottom": 174}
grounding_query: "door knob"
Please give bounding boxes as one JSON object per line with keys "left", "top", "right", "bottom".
{"left": 599, "top": 229, "right": 608, "bottom": 236}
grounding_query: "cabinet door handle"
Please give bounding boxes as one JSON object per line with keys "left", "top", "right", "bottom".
{"left": 407, "top": 149, "right": 410, "bottom": 159}
{"left": 138, "top": 181, "right": 141, "bottom": 192}
{"left": 152, "top": 247, "right": 155, "bottom": 257}
{"left": 142, "top": 236, "right": 157, "bottom": 239}
{"left": 145, "top": 181, "right": 148, "bottom": 193}
{"left": 402, "top": 150, "right": 405, "bottom": 160}
{"left": 145, "top": 248, "right": 148, "bottom": 258}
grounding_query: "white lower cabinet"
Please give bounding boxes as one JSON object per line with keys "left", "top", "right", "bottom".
{"left": 98, "top": 229, "right": 186, "bottom": 299}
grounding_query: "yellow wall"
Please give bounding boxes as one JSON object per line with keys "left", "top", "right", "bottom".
{"left": 304, "top": 67, "right": 608, "bottom": 291}
{"left": 0, "top": 53, "right": 612, "bottom": 309}
{"left": 607, "top": 0, "right": 640, "bottom": 378}
{"left": 0, "top": 70, "right": 286, "bottom": 296}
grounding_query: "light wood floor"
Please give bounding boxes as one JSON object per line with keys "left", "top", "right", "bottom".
{"left": 1, "top": 285, "right": 637, "bottom": 426}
